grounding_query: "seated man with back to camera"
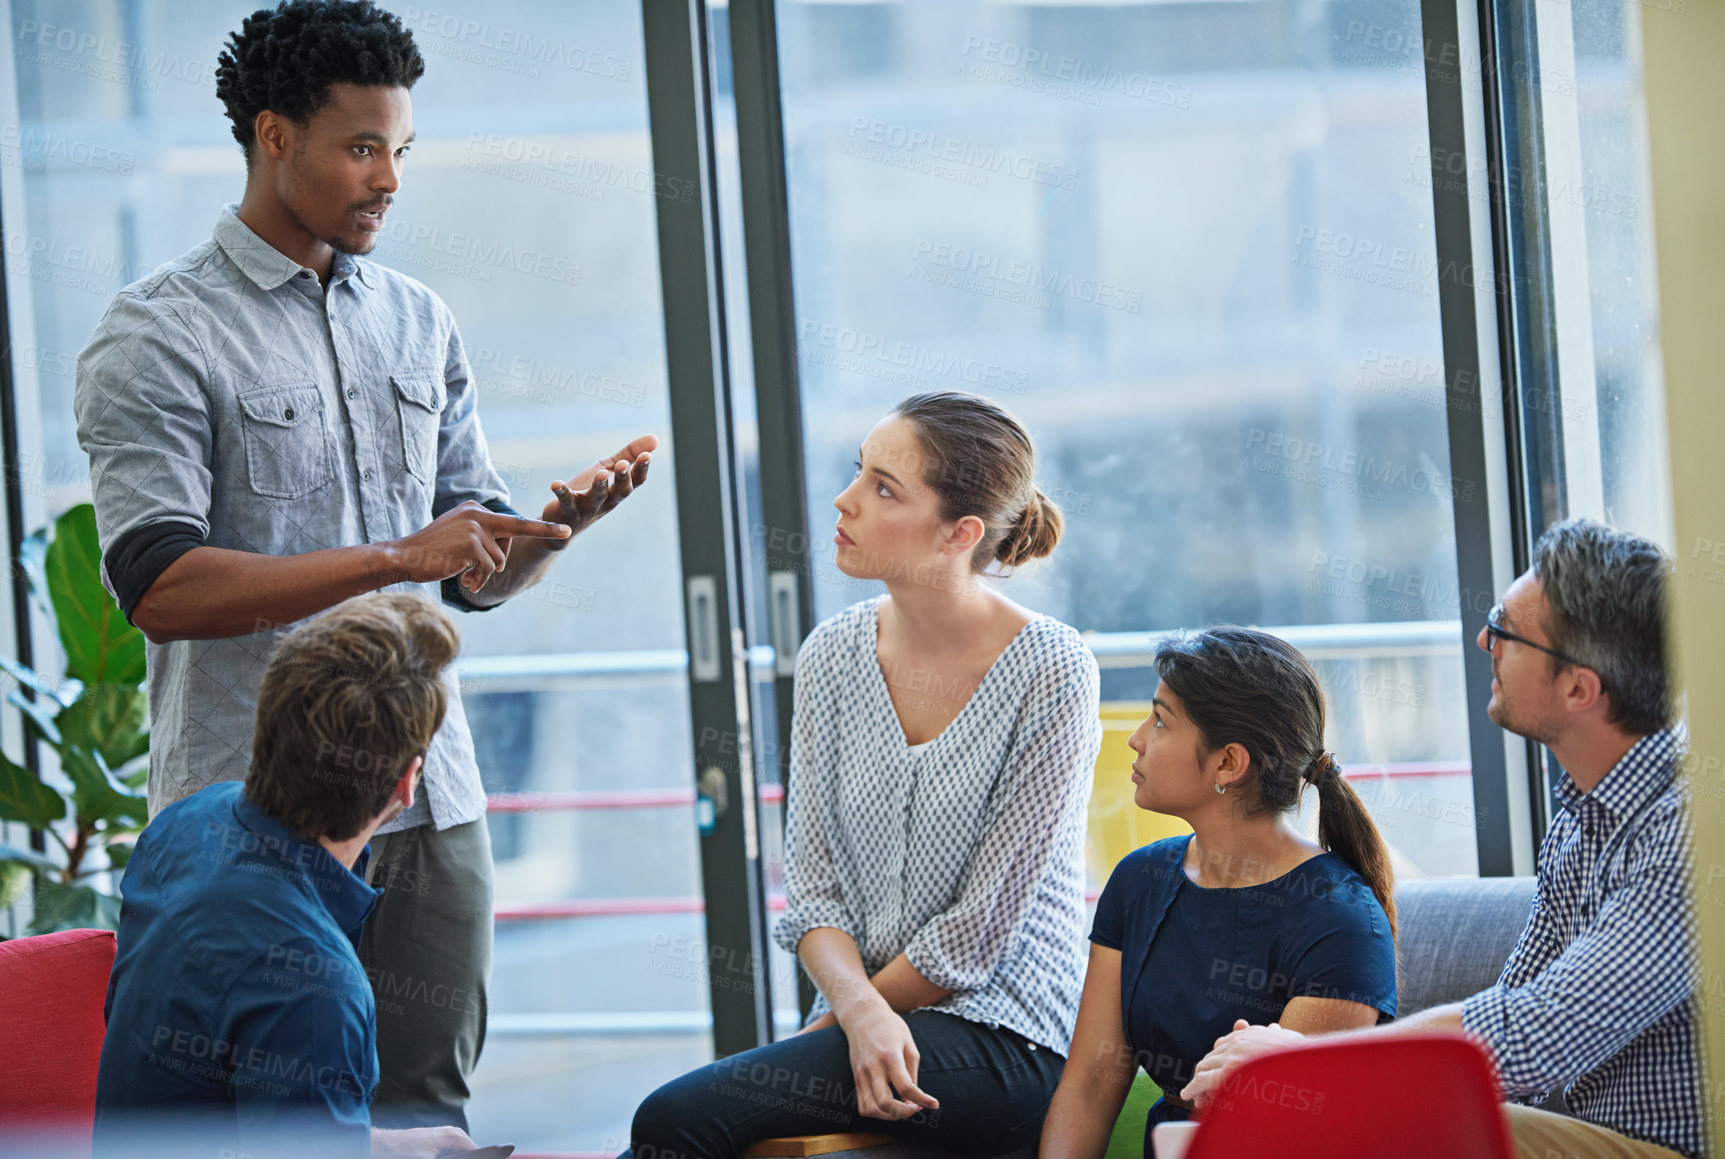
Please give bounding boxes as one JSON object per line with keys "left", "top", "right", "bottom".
{"left": 92, "top": 592, "right": 491, "bottom": 1159}
{"left": 1182, "top": 518, "right": 1702, "bottom": 1159}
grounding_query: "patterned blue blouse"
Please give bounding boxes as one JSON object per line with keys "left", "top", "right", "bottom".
{"left": 774, "top": 596, "right": 1102, "bottom": 1054}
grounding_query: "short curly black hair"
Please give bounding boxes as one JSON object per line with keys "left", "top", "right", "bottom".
{"left": 215, "top": 0, "right": 424, "bottom": 162}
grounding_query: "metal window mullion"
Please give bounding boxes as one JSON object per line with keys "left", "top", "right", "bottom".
{"left": 1479, "top": 0, "right": 1568, "bottom": 842}
{"left": 1489, "top": 0, "right": 1569, "bottom": 542}
{"left": 642, "top": 0, "right": 775, "bottom": 1056}
{"left": 726, "top": 0, "right": 817, "bottom": 1029}
{"left": 0, "top": 0, "right": 52, "bottom": 920}
{"left": 1421, "top": 0, "right": 1537, "bottom": 876}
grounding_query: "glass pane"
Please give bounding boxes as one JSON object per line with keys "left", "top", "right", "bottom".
{"left": 705, "top": 0, "right": 807, "bottom": 1041}
{"left": 775, "top": 0, "right": 1479, "bottom": 878}
{"left": 1556, "top": 0, "right": 1672, "bottom": 545}
{"left": 4, "top": 0, "right": 698, "bottom": 1149}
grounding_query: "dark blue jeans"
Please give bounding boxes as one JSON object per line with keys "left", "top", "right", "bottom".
{"left": 620, "top": 1010, "right": 1065, "bottom": 1159}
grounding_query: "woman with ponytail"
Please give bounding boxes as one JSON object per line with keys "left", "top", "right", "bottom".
{"left": 1041, "top": 627, "right": 1397, "bottom": 1159}
{"left": 621, "top": 392, "right": 1101, "bottom": 1158}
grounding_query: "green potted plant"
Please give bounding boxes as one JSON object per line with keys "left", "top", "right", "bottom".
{"left": 0, "top": 502, "right": 149, "bottom": 936}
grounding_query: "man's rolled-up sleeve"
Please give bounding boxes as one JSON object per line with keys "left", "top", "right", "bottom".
{"left": 74, "top": 296, "right": 214, "bottom": 623}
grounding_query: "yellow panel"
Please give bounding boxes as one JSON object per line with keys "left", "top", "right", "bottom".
{"left": 1089, "top": 702, "right": 1191, "bottom": 884}
{"left": 1643, "top": 1, "right": 1725, "bottom": 1143}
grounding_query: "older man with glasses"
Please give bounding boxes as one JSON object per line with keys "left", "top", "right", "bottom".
{"left": 1182, "top": 517, "right": 1702, "bottom": 1159}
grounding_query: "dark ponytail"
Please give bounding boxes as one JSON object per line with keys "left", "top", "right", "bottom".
{"left": 1307, "top": 752, "right": 1397, "bottom": 937}
{"left": 1154, "top": 628, "right": 1397, "bottom": 938}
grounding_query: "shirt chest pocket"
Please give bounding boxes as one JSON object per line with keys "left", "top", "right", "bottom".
{"left": 390, "top": 371, "right": 444, "bottom": 484}
{"left": 237, "top": 385, "right": 334, "bottom": 500}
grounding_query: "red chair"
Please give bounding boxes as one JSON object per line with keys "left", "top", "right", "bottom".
{"left": 0, "top": 928, "right": 117, "bottom": 1157}
{"left": 1176, "top": 1032, "right": 1513, "bottom": 1159}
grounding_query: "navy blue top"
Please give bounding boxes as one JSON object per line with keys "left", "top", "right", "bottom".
{"left": 93, "top": 782, "right": 383, "bottom": 1158}
{"left": 1091, "top": 836, "right": 1396, "bottom": 1147}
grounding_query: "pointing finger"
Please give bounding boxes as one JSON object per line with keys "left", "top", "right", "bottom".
{"left": 496, "top": 514, "right": 573, "bottom": 540}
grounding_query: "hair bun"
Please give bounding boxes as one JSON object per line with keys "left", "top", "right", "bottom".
{"left": 994, "top": 487, "right": 1064, "bottom": 568}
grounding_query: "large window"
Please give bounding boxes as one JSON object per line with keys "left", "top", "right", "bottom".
{"left": 1477, "top": 0, "right": 1669, "bottom": 549}
{"left": 0, "top": 0, "right": 1676, "bottom": 1150}
{"left": 776, "top": 0, "right": 1479, "bottom": 876}
{"left": 1, "top": 0, "right": 705, "bottom": 1149}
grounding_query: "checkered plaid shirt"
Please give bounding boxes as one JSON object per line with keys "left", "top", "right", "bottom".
{"left": 1462, "top": 728, "right": 1703, "bottom": 1158}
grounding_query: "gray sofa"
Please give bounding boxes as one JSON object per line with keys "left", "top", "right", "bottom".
{"left": 1396, "top": 875, "right": 1536, "bottom": 1015}
{"left": 808, "top": 875, "right": 1543, "bottom": 1158}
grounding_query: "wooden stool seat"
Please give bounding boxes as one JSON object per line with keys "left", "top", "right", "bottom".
{"left": 744, "top": 1134, "right": 893, "bottom": 1157}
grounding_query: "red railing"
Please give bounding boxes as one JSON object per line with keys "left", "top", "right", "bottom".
{"left": 489, "top": 763, "right": 1469, "bottom": 921}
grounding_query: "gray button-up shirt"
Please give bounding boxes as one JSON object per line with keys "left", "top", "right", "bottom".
{"left": 74, "top": 205, "right": 511, "bottom": 832}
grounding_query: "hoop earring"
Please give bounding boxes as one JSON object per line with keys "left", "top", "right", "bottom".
{"left": 1214, "top": 783, "right": 1226, "bottom": 795}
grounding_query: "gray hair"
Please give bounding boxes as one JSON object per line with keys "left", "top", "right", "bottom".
{"left": 1531, "top": 518, "right": 1672, "bottom": 735}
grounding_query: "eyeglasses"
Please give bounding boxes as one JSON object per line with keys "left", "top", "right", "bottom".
{"left": 1484, "top": 604, "right": 1585, "bottom": 668}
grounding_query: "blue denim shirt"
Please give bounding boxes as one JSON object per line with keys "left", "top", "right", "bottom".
{"left": 74, "top": 205, "right": 512, "bottom": 831}
{"left": 93, "top": 783, "right": 383, "bottom": 1157}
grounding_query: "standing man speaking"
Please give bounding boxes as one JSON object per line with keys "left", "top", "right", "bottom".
{"left": 73, "top": 0, "right": 655, "bottom": 1131}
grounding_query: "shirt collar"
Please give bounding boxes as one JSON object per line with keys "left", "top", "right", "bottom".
{"left": 332, "top": 249, "right": 374, "bottom": 290}
{"left": 231, "top": 789, "right": 382, "bottom": 939}
{"left": 213, "top": 203, "right": 375, "bottom": 292}
{"left": 1553, "top": 726, "right": 1682, "bottom": 820}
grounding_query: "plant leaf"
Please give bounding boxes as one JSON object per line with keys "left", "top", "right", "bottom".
{"left": 58, "top": 684, "right": 149, "bottom": 771}
{"left": 0, "top": 841, "right": 59, "bottom": 873}
{"left": 0, "top": 861, "right": 31, "bottom": 912}
{"left": 0, "top": 751, "right": 67, "bottom": 828}
{"left": 46, "top": 504, "right": 146, "bottom": 687}
{"left": 27, "top": 876, "right": 121, "bottom": 935}
{"left": 115, "top": 753, "right": 149, "bottom": 791}
{"left": 6, "top": 687, "right": 63, "bottom": 746}
{"left": 62, "top": 747, "right": 149, "bottom": 829}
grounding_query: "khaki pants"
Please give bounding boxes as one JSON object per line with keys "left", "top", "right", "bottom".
{"left": 357, "top": 817, "right": 495, "bottom": 1131}
{"left": 1504, "top": 1105, "right": 1687, "bottom": 1159}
